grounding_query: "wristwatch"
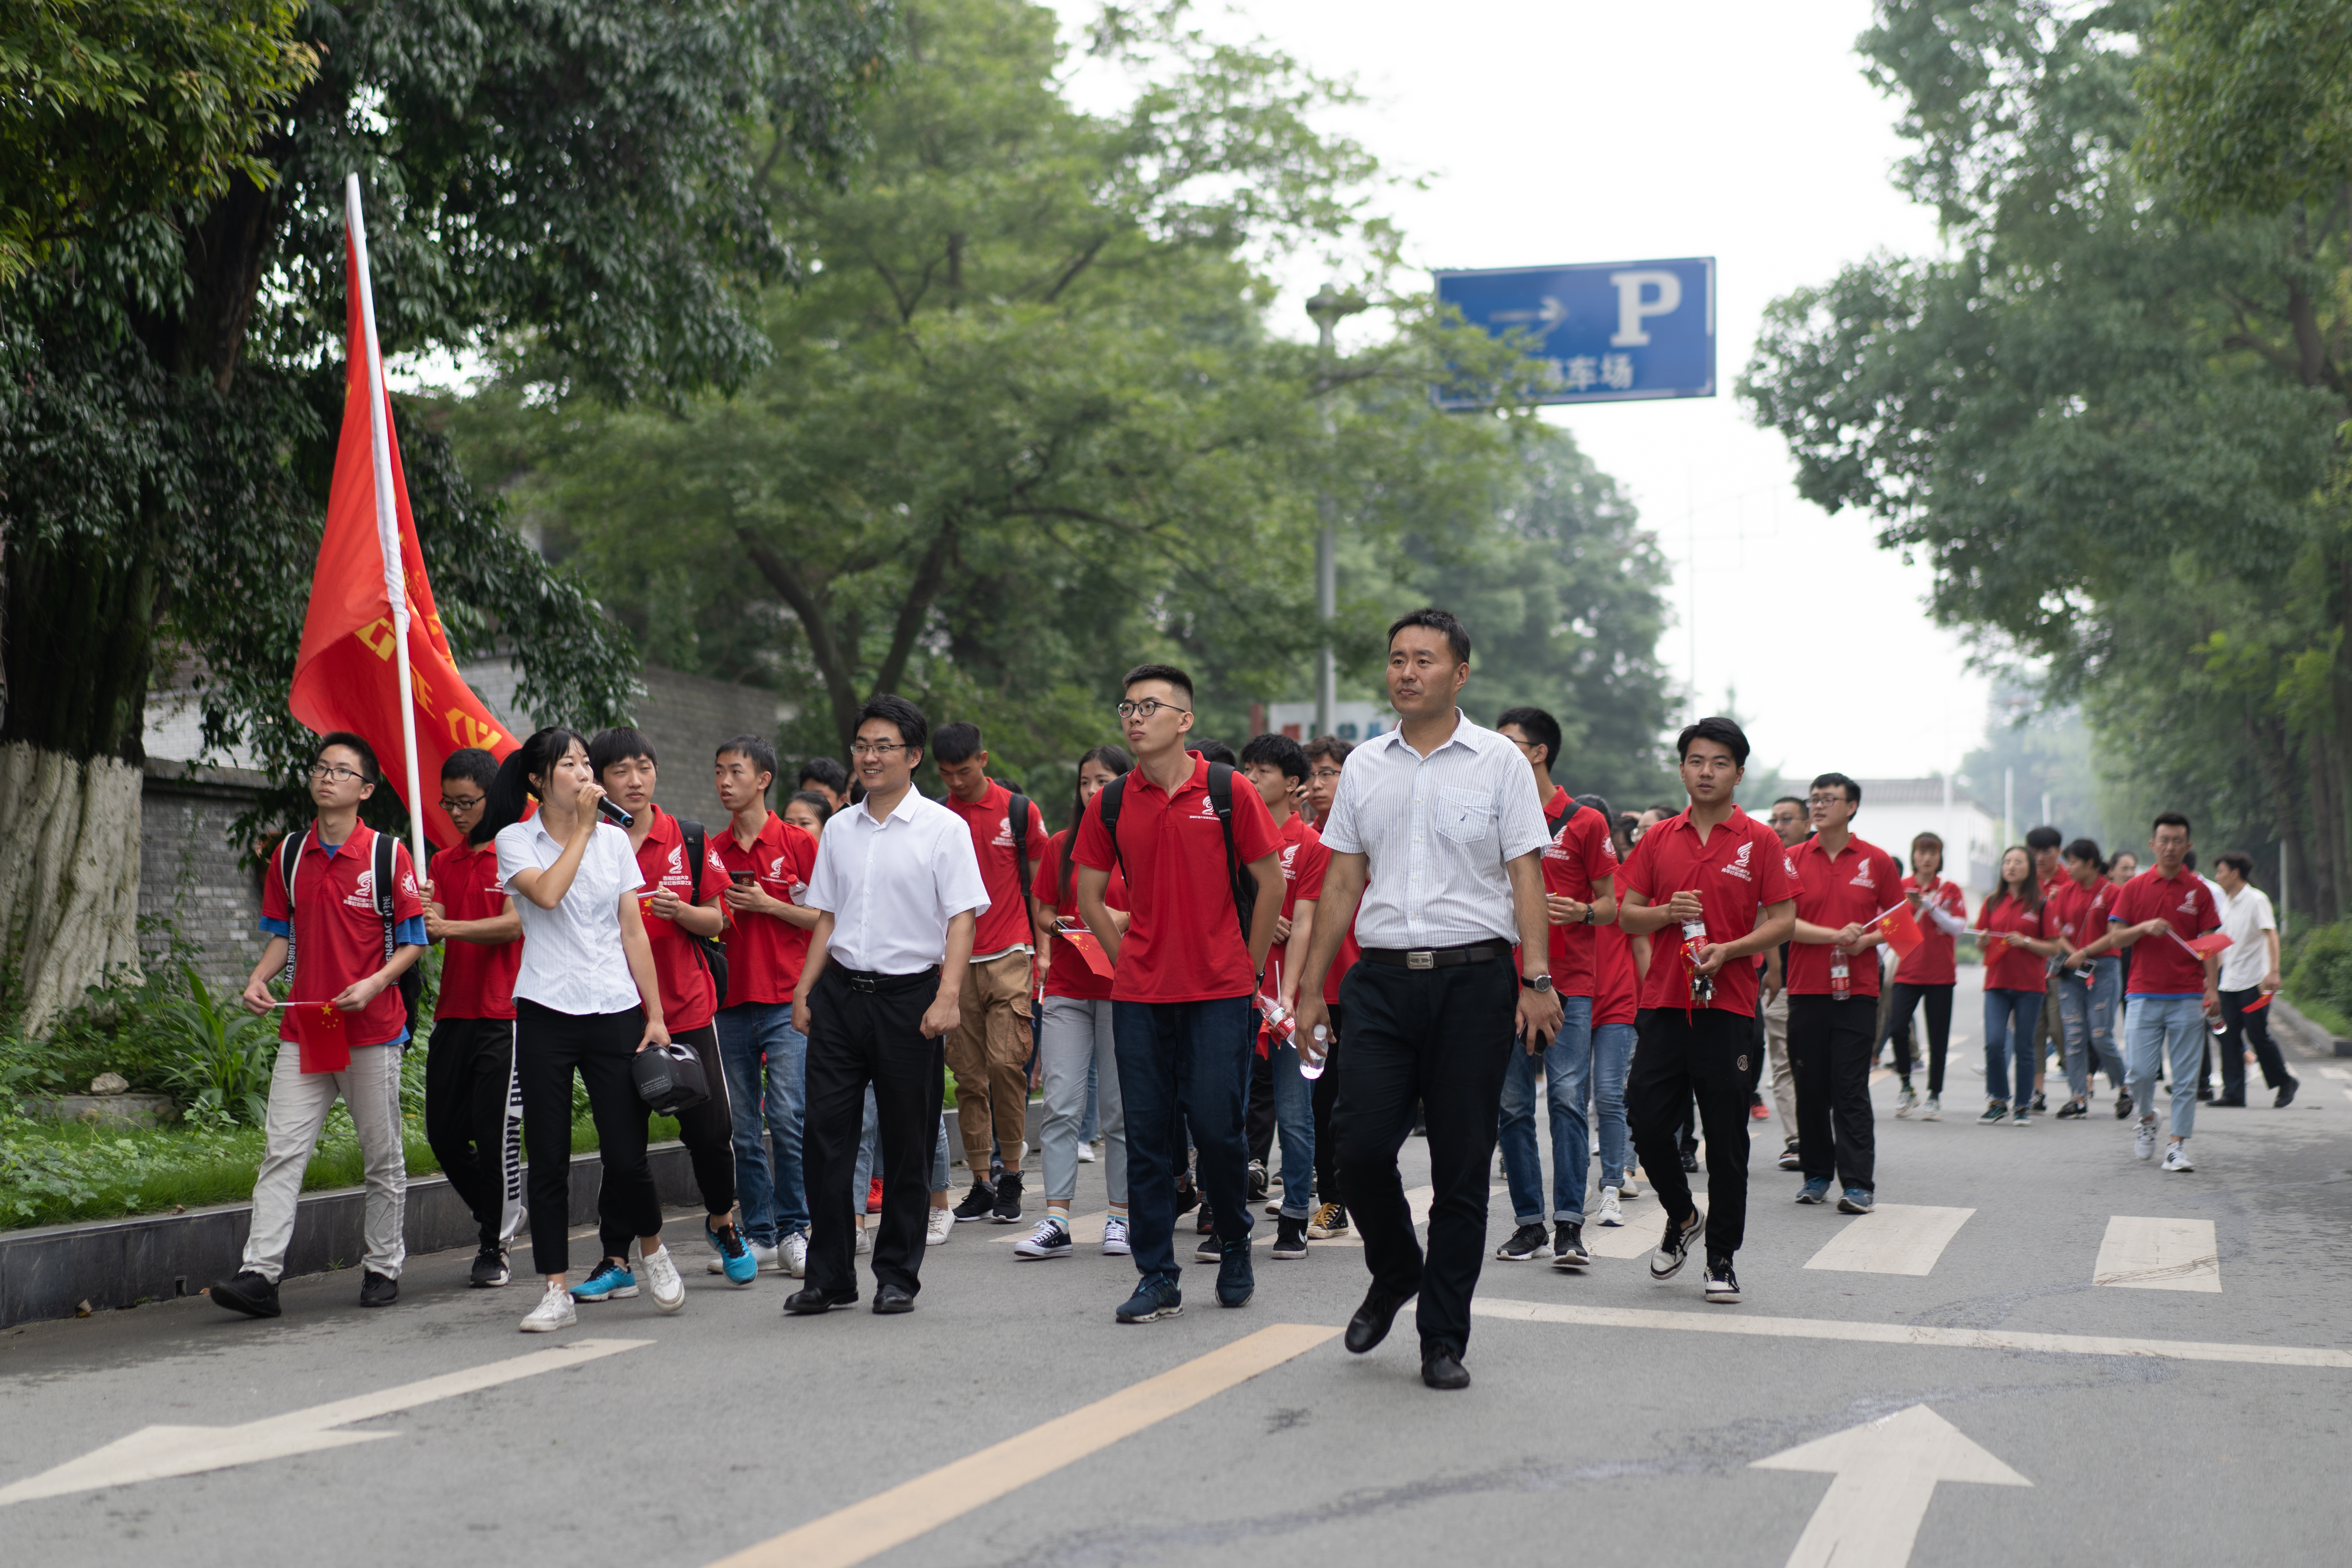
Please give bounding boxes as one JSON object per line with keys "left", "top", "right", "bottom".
{"left": 1581, "top": 904, "right": 1596, "bottom": 925}
{"left": 1521, "top": 973, "right": 1555, "bottom": 993}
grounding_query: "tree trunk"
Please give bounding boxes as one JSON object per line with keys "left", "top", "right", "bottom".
{"left": 0, "top": 744, "right": 145, "bottom": 1030}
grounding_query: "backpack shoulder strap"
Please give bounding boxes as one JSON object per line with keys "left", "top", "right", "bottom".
{"left": 1206, "top": 763, "right": 1251, "bottom": 943}
{"left": 372, "top": 829, "right": 398, "bottom": 961}
{"left": 1097, "top": 776, "right": 1128, "bottom": 883}
{"left": 1005, "top": 791, "right": 1031, "bottom": 883}
{"left": 681, "top": 819, "right": 707, "bottom": 903}
{"left": 278, "top": 830, "right": 304, "bottom": 908}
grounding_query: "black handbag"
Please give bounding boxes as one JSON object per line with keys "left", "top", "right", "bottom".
{"left": 632, "top": 1040, "right": 711, "bottom": 1114}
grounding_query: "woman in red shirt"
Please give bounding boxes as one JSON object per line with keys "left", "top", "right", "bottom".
{"left": 1974, "top": 846, "right": 2062, "bottom": 1125}
{"left": 1884, "top": 831, "right": 1969, "bottom": 1120}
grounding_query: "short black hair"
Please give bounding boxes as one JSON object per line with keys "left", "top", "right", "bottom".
{"left": 717, "top": 734, "right": 779, "bottom": 780}
{"left": 2216, "top": 849, "right": 2255, "bottom": 877}
{"left": 1122, "top": 662, "right": 1194, "bottom": 705}
{"left": 1239, "top": 732, "right": 1309, "bottom": 783}
{"left": 587, "top": 726, "right": 656, "bottom": 779}
{"left": 316, "top": 731, "right": 380, "bottom": 784}
{"left": 2181, "top": 848, "right": 2199, "bottom": 870}
{"left": 2025, "top": 824, "right": 2062, "bottom": 851}
{"left": 2152, "top": 811, "right": 2192, "bottom": 835}
{"left": 1811, "top": 771, "right": 1860, "bottom": 807}
{"left": 797, "top": 754, "right": 846, "bottom": 794}
{"left": 1571, "top": 792, "right": 1612, "bottom": 822}
{"left": 786, "top": 790, "right": 835, "bottom": 829}
{"left": 1388, "top": 606, "right": 1471, "bottom": 665}
{"left": 932, "top": 722, "right": 984, "bottom": 765}
{"left": 2063, "top": 837, "right": 2103, "bottom": 867}
{"left": 858, "top": 693, "right": 928, "bottom": 755}
{"left": 1773, "top": 794, "right": 1806, "bottom": 813}
{"left": 1303, "top": 735, "right": 1354, "bottom": 765}
{"left": 440, "top": 747, "right": 499, "bottom": 790}
{"left": 1646, "top": 802, "right": 1679, "bottom": 818}
{"left": 1495, "top": 706, "right": 1562, "bottom": 771}
{"left": 1194, "top": 738, "right": 1237, "bottom": 767}
{"left": 1675, "top": 716, "right": 1749, "bottom": 766}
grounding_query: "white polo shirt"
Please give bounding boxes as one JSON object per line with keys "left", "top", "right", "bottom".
{"left": 1318, "top": 710, "right": 1551, "bottom": 949}
{"left": 2216, "top": 883, "right": 2276, "bottom": 992}
{"left": 496, "top": 817, "right": 645, "bottom": 1016}
{"left": 804, "top": 786, "right": 990, "bottom": 975}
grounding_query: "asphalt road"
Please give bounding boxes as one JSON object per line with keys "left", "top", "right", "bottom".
{"left": 5, "top": 971, "right": 2347, "bottom": 1568}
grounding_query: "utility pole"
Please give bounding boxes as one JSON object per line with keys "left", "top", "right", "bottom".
{"left": 1307, "top": 283, "right": 1367, "bottom": 738}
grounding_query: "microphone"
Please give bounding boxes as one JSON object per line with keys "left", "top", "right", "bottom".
{"left": 595, "top": 795, "right": 635, "bottom": 829}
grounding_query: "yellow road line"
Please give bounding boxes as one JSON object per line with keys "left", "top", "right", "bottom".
{"left": 706, "top": 1322, "right": 1339, "bottom": 1568}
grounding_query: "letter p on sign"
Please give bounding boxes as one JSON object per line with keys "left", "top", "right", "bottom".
{"left": 1609, "top": 270, "right": 1682, "bottom": 346}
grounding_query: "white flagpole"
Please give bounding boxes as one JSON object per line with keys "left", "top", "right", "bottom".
{"left": 345, "top": 173, "right": 430, "bottom": 880}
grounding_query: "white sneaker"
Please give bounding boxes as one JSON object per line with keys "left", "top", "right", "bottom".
{"left": 1077, "top": 1142, "right": 1097, "bottom": 1163}
{"left": 1621, "top": 1174, "right": 1641, "bottom": 1199}
{"left": 749, "top": 1240, "right": 780, "bottom": 1273}
{"left": 855, "top": 1224, "right": 873, "bottom": 1255}
{"left": 2162, "top": 1142, "right": 2194, "bottom": 1172}
{"left": 1923, "top": 1093, "right": 1943, "bottom": 1121}
{"left": 926, "top": 1207, "right": 954, "bottom": 1245}
{"left": 520, "top": 1281, "right": 577, "bottom": 1333}
{"left": 642, "top": 1245, "right": 685, "bottom": 1314}
{"left": 782, "top": 1232, "right": 810, "bottom": 1277}
{"left": 1101, "top": 1214, "right": 1131, "bottom": 1255}
{"left": 1596, "top": 1187, "right": 1624, "bottom": 1227}
{"left": 2134, "top": 1118, "right": 2158, "bottom": 1161}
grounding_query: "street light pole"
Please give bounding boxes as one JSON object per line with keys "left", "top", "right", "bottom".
{"left": 1306, "top": 283, "right": 1367, "bottom": 739}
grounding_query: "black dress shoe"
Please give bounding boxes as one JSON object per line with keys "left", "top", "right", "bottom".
{"left": 783, "top": 1286, "right": 858, "bottom": 1315}
{"left": 872, "top": 1284, "right": 915, "bottom": 1314}
{"left": 1420, "top": 1343, "right": 1470, "bottom": 1390}
{"left": 1344, "top": 1286, "right": 1412, "bottom": 1354}
{"left": 2210, "top": 1095, "right": 2246, "bottom": 1107}
{"left": 2277, "top": 1078, "right": 2299, "bottom": 1109}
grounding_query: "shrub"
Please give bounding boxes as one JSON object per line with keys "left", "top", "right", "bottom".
{"left": 2285, "top": 918, "right": 2352, "bottom": 1029}
{"left": 154, "top": 967, "right": 280, "bottom": 1128}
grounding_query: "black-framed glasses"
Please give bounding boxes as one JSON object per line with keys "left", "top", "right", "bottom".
{"left": 1115, "top": 699, "right": 1190, "bottom": 720}
{"left": 439, "top": 795, "right": 485, "bottom": 814}
{"left": 309, "top": 763, "right": 367, "bottom": 784}
{"left": 848, "top": 740, "right": 907, "bottom": 758}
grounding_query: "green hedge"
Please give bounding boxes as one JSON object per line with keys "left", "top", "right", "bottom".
{"left": 2285, "top": 917, "right": 2352, "bottom": 1037}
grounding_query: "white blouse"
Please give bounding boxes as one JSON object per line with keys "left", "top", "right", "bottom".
{"left": 496, "top": 817, "right": 645, "bottom": 1016}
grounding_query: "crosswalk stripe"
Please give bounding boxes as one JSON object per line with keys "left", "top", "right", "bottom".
{"left": 2319, "top": 1067, "right": 2350, "bottom": 1081}
{"left": 1584, "top": 1220, "right": 1666, "bottom": 1259}
{"left": 2094, "top": 1216, "right": 2220, "bottom": 1292}
{"left": 1803, "top": 1205, "right": 1974, "bottom": 1276}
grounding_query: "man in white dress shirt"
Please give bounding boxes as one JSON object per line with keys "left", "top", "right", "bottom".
{"left": 1293, "top": 610, "right": 1562, "bottom": 1391}
{"left": 787, "top": 696, "right": 990, "bottom": 1316}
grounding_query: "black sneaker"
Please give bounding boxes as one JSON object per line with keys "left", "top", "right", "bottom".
{"left": 992, "top": 1171, "right": 1024, "bottom": 1223}
{"left": 2195, "top": 1085, "right": 2214, "bottom": 1102}
{"left": 1776, "top": 1143, "right": 1801, "bottom": 1171}
{"left": 359, "top": 1269, "right": 399, "bottom": 1308}
{"left": 1196, "top": 1201, "right": 1216, "bottom": 1235}
{"left": 1272, "top": 1214, "right": 1308, "bottom": 1259}
{"left": 1247, "top": 1160, "right": 1270, "bottom": 1201}
{"left": 1679, "top": 1148, "right": 1700, "bottom": 1172}
{"left": 1550, "top": 1222, "right": 1589, "bottom": 1269}
{"left": 1216, "top": 1240, "right": 1255, "bottom": 1307}
{"left": 952, "top": 1180, "right": 996, "bottom": 1222}
{"left": 1116, "top": 1278, "right": 1183, "bottom": 1323}
{"left": 2031, "top": 1091, "right": 2047, "bottom": 1112}
{"left": 1703, "top": 1254, "right": 1741, "bottom": 1304}
{"left": 2055, "top": 1098, "right": 2088, "bottom": 1119}
{"left": 2115, "top": 1091, "right": 2133, "bottom": 1119}
{"left": 1494, "top": 1221, "right": 1551, "bottom": 1261}
{"left": 209, "top": 1270, "right": 281, "bottom": 1319}
{"left": 1977, "top": 1101, "right": 2007, "bottom": 1125}
{"left": 1174, "top": 1174, "right": 1200, "bottom": 1215}
{"left": 1194, "top": 1232, "right": 1225, "bottom": 1263}
{"left": 1308, "top": 1202, "right": 1349, "bottom": 1239}
{"left": 470, "top": 1244, "right": 511, "bottom": 1288}
{"left": 2277, "top": 1078, "right": 2300, "bottom": 1109}
{"left": 1650, "top": 1206, "right": 1703, "bottom": 1280}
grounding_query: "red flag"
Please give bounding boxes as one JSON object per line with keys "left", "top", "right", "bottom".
{"left": 290, "top": 191, "right": 515, "bottom": 854}
{"left": 1058, "top": 926, "right": 1114, "bottom": 978}
{"left": 1875, "top": 901, "right": 1925, "bottom": 962}
{"left": 2181, "top": 931, "right": 2233, "bottom": 957}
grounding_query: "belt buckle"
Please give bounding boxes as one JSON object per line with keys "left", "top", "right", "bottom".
{"left": 1406, "top": 950, "right": 1435, "bottom": 971}
{"left": 850, "top": 975, "right": 877, "bottom": 993}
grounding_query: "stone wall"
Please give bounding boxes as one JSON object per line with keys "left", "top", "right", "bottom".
{"left": 137, "top": 761, "right": 271, "bottom": 992}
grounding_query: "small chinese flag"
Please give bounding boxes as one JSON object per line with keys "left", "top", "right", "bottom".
{"left": 1060, "top": 927, "right": 1115, "bottom": 978}
{"left": 2182, "top": 931, "right": 2233, "bottom": 957}
{"left": 1980, "top": 934, "right": 2007, "bottom": 965}
{"left": 1875, "top": 902, "right": 1924, "bottom": 962}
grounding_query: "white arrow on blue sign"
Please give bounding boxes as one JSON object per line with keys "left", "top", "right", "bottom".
{"left": 1433, "top": 257, "right": 1716, "bottom": 408}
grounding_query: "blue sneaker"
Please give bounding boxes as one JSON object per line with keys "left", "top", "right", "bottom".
{"left": 1837, "top": 1187, "right": 1875, "bottom": 1214}
{"left": 570, "top": 1258, "right": 638, "bottom": 1301}
{"left": 1114, "top": 1277, "right": 1183, "bottom": 1324}
{"left": 1216, "top": 1240, "right": 1255, "bottom": 1308}
{"left": 708, "top": 1220, "right": 757, "bottom": 1285}
{"left": 1794, "top": 1177, "right": 1831, "bottom": 1205}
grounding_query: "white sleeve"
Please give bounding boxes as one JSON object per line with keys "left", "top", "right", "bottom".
{"left": 494, "top": 826, "right": 532, "bottom": 893}
{"left": 1320, "top": 764, "right": 1364, "bottom": 855}
{"left": 1926, "top": 903, "right": 1969, "bottom": 938}
{"left": 607, "top": 826, "right": 643, "bottom": 895}
{"left": 1492, "top": 750, "right": 1552, "bottom": 862}
{"left": 803, "top": 819, "right": 843, "bottom": 914}
{"left": 936, "top": 818, "right": 991, "bottom": 920}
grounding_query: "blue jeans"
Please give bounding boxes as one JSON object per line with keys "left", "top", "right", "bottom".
{"left": 2125, "top": 993, "right": 2206, "bottom": 1139}
{"left": 1982, "top": 987, "right": 2043, "bottom": 1105}
{"left": 1498, "top": 996, "right": 1595, "bottom": 1225}
{"left": 854, "top": 1086, "right": 949, "bottom": 1199}
{"left": 1591, "top": 1020, "right": 1635, "bottom": 1189}
{"left": 1113, "top": 996, "right": 1254, "bottom": 1287}
{"left": 713, "top": 1002, "right": 809, "bottom": 1245}
{"left": 2056, "top": 957, "right": 2124, "bottom": 1099}
{"left": 1269, "top": 1037, "right": 1315, "bottom": 1220}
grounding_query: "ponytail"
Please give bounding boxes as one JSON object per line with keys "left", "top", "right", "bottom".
{"left": 1062, "top": 744, "right": 1132, "bottom": 906}
{"left": 474, "top": 726, "right": 584, "bottom": 846}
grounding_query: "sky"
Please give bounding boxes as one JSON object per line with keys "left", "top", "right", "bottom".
{"left": 1053, "top": 0, "right": 1987, "bottom": 782}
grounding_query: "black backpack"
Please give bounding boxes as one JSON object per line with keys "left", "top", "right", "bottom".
{"left": 1095, "top": 763, "right": 1254, "bottom": 945}
{"left": 277, "top": 828, "right": 425, "bottom": 1038}
{"left": 677, "top": 819, "right": 730, "bottom": 1003}
{"left": 1545, "top": 793, "right": 1576, "bottom": 838}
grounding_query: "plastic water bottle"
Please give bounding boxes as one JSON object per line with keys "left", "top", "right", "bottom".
{"left": 1259, "top": 993, "right": 1296, "bottom": 1048}
{"left": 1829, "top": 947, "right": 1851, "bottom": 1002}
{"left": 1299, "top": 1024, "right": 1331, "bottom": 1081}
{"left": 1682, "top": 918, "right": 1714, "bottom": 1005}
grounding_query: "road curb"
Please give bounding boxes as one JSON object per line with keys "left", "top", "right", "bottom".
{"left": 0, "top": 1142, "right": 700, "bottom": 1328}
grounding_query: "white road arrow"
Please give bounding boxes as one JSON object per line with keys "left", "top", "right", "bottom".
{"left": 1752, "top": 1403, "right": 2031, "bottom": 1568}
{"left": 0, "top": 1336, "right": 649, "bottom": 1507}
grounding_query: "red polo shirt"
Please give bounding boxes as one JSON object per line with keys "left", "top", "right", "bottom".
{"left": 428, "top": 840, "right": 519, "bottom": 1020}
{"left": 2109, "top": 866, "right": 2221, "bottom": 995}
{"left": 2044, "top": 875, "right": 2113, "bottom": 952}
{"left": 1893, "top": 875, "right": 1967, "bottom": 987}
{"left": 1592, "top": 920, "right": 1638, "bottom": 1026}
{"left": 261, "top": 823, "right": 424, "bottom": 1060}
{"left": 630, "top": 806, "right": 724, "bottom": 1034}
{"left": 1540, "top": 804, "right": 1619, "bottom": 997}
{"left": 1071, "top": 752, "right": 1282, "bottom": 1003}
{"left": 712, "top": 811, "right": 820, "bottom": 1006}
{"left": 1975, "top": 892, "right": 2053, "bottom": 992}
{"left": 1264, "top": 812, "right": 1330, "bottom": 1000}
{"left": 944, "top": 780, "right": 1048, "bottom": 960}
{"left": 1031, "top": 831, "right": 1127, "bottom": 1002}
{"left": 1786, "top": 833, "right": 1904, "bottom": 998}
{"left": 1618, "top": 806, "right": 1796, "bottom": 1015}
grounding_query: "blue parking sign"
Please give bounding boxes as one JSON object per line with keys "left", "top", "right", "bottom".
{"left": 1433, "top": 258, "right": 1716, "bottom": 408}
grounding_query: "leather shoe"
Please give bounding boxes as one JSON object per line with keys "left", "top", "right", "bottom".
{"left": 1421, "top": 1343, "right": 1471, "bottom": 1390}
{"left": 783, "top": 1286, "right": 857, "bottom": 1315}
{"left": 1344, "top": 1286, "right": 1412, "bottom": 1354}
{"left": 872, "top": 1284, "right": 915, "bottom": 1314}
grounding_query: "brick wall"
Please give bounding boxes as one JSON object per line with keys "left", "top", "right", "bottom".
{"left": 138, "top": 762, "right": 271, "bottom": 991}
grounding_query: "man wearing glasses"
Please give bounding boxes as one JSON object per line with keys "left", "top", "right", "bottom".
{"left": 421, "top": 747, "right": 527, "bottom": 1287}
{"left": 1074, "top": 665, "right": 1286, "bottom": 1325}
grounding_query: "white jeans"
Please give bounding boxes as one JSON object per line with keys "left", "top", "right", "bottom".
{"left": 1039, "top": 996, "right": 1125, "bottom": 1206}
{"left": 241, "top": 1043, "right": 408, "bottom": 1281}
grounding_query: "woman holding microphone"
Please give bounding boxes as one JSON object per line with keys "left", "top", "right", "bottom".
{"left": 481, "top": 726, "right": 685, "bottom": 1332}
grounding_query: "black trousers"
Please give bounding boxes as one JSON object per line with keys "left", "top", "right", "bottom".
{"left": 2218, "top": 987, "right": 2292, "bottom": 1097}
{"left": 1882, "top": 983, "right": 1953, "bottom": 1094}
{"left": 426, "top": 1015, "right": 520, "bottom": 1249}
{"left": 1311, "top": 1004, "right": 1346, "bottom": 1206}
{"left": 803, "top": 965, "right": 946, "bottom": 1299}
{"left": 1247, "top": 1031, "right": 1277, "bottom": 1169}
{"left": 1628, "top": 1007, "right": 1754, "bottom": 1258}
{"left": 598, "top": 1022, "right": 738, "bottom": 1259}
{"left": 1788, "top": 994, "right": 1877, "bottom": 1191}
{"left": 515, "top": 1000, "right": 661, "bottom": 1278}
{"left": 1334, "top": 958, "right": 1515, "bottom": 1356}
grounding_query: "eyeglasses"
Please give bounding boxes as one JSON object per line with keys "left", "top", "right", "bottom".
{"left": 1115, "top": 699, "right": 1190, "bottom": 721}
{"left": 848, "top": 740, "right": 907, "bottom": 758}
{"left": 1310, "top": 767, "right": 1343, "bottom": 781}
{"left": 309, "top": 764, "right": 368, "bottom": 784}
{"left": 1806, "top": 793, "right": 1848, "bottom": 807}
{"left": 439, "top": 795, "right": 485, "bottom": 813}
